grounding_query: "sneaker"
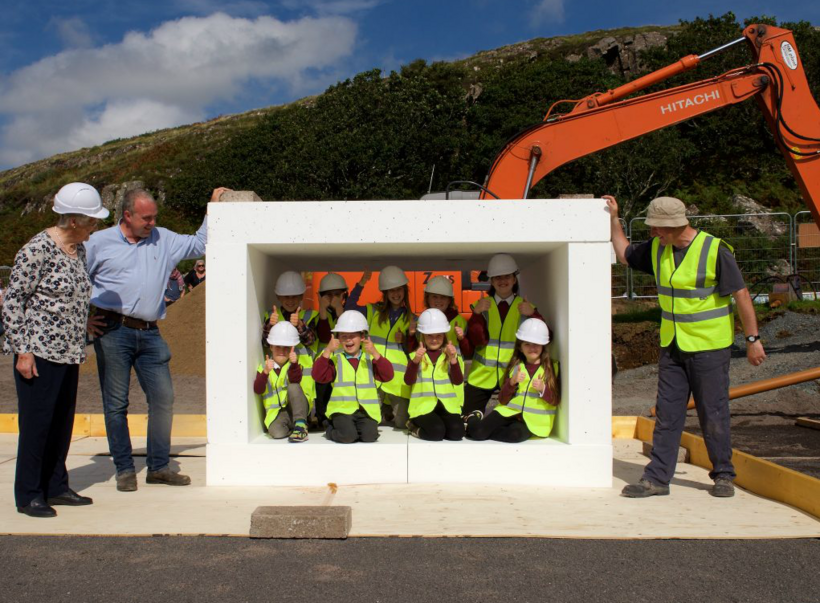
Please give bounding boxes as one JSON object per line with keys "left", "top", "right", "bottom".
{"left": 462, "top": 410, "right": 483, "bottom": 431}
{"left": 288, "top": 424, "right": 309, "bottom": 443}
{"left": 116, "top": 470, "right": 138, "bottom": 492}
{"left": 621, "top": 478, "right": 670, "bottom": 498}
{"left": 146, "top": 467, "right": 191, "bottom": 486}
{"left": 405, "top": 419, "right": 420, "bottom": 438}
{"left": 710, "top": 477, "right": 735, "bottom": 498}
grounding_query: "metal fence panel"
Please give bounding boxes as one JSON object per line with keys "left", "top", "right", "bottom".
{"left": 0, "top": 265, "right": 11, "bottom": 289}
{"left": 611, "top": 218, "right": 629, "bottom": 298}
{"left": 794, "top": 211, "right": 820, "bottom": 297}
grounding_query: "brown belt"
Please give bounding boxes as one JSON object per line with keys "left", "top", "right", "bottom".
{"left": 95, "top": 308, "right": 157, "bottom": 330}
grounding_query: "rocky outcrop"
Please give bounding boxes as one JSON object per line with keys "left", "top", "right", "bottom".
{"left": 21, "top": 180, "right": 164, "bottom": 219}
{"left": 578, "top": 32, "right": 669, "bottom": 77}
{"left": 732, "top": 194, "right": 788, "bottom": 238}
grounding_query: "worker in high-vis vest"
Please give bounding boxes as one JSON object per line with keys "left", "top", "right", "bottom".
{"left": 312, "top": 310, "right": 395, "bottom": 443}
{"left": 405, "top": 309, "right": 466, "bottom": 441}
{"left": 608, "top": 195, "right": 766, "bottom": 499}
{"left": 463, "top": 254, "right": 544, "bottom": 417}
{"left": 252, "top": 321, "right": 312, "bottom": 442}
{"left": 262, "top": 271, "right": 318, "bottom": 404}
{"left": 466, "top": 318, "right": 560, "bottom": 442}
{"left": 314, "top": 272, "right": 349, "bottom": 428}
{"left": 345, "top": 267, "right": 415, "bottom": 429}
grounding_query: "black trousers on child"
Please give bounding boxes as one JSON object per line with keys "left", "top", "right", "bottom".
{"left": 462, "top": 383, "right": 497, "bottom": 416}
{"left": 328, "top": 409, "right": 379, "bottom": 443}
{"left": 13, "top": 355, "right": 79, "bottom": 508}
{"left": 467, "top": 410, "right": 532, "bottom": 443}
{"left": 411, "top": 402, "right": 464, "bottom": 441}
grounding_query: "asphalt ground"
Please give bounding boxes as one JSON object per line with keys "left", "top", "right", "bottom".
{"left": 2, "top": 536, "right": 818, "bottom": 603}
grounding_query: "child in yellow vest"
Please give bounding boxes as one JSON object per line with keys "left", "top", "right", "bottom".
{"left": 405, "top": 309, "right": 465, "bottom": 441}
{"left": 465, "top": 318, "right": 559, "bottom": 443}
{"left": 253, "top": 322, "right": 312, "bottom": 442}
{"left": 313, "top": 311, "right": 395, "bottom": 443}
{"left": 314, "top": 272, "right": 349, "bottom": 429}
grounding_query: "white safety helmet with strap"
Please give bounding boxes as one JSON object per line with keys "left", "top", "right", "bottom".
{"left": 424, "top": 275, "right": 454, "bottom": 297}
{"left": 53, "top": 182, "right": 109, "bottom": 219}
{"left": 318, "top": 272, "right": 348, "bottom": 293}
{"left": 332, "top": 310, "right": 369, "bottom": 333}
{"left": 275, "top": 271, "right": 306, "bottom": 296}
{"left": 515, "top": 318, "right": 550, "bottom": 345}
{"left": 378, "top": 266, "right": 408, "bottom": 291}
{"left": 267, "top": 321, "right": 301, "bottom": 346}
{"left": 416, "top": 308, "right": 451, "bottom": 335}
{"left": 487, "top": 253, "right": 519, "bottom": 278}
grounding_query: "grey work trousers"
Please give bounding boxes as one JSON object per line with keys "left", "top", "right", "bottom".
{"left": 379, "top": 391, "right": 409, "bottom": 429}
{"left": 644, "top": 345, "right": 735, "bottom": 486}
{"left": 267, "top": 384, "right": 309, "bottom": 439}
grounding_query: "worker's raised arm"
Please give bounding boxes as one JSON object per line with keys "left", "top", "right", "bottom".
{"left": 603, "top": 195, "right": 629, "bottom": 265}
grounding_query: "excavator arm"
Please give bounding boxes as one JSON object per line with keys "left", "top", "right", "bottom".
{"left": 482, "top": 24, "right": 820, "bottom": 226}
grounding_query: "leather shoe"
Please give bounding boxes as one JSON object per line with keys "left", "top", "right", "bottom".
{"left": 146, "top": 467, "right": 191, "bottom": 486}
{"left": 710, "top": 477, "right": 735, "bottom": 498}
{"left": 17, "top": 499, "right": 57, "bottom": 518}
{"left": 47, "top": 488, "right": 93, "bottom": 506}
{"left": 116, "top": 470, "right": 138, "bottom": 492}
{"left": 621, "top": 478, "right": 670, "bottom": 498}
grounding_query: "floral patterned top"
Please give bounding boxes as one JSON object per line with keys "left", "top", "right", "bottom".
{"left": 1, "top": 231, "right": 91, "bottom": 364}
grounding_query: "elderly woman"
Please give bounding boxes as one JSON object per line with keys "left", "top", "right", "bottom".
{"left": 1, "top": 182, "right": 109, "bottom": 518}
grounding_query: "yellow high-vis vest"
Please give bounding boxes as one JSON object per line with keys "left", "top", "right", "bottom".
{"left": 494, "top": 362, "right": 559, "bottom": 438}
{"left": 256, "top": 360, "right": 313, "bottom": 429}
{"left": 326, "top": 352, "right": 382, "bottom": 422}
{"left": 651, "top": 232, "right": 734, "bottom": 352}
{"left": 467, "top": 296, "right": 530, "bottom": 390}
{"left": 366, "top": 305, "right": 412, "bottom": 399}
{"left": 408, "top": 352, "right": 465, "bottom": 418}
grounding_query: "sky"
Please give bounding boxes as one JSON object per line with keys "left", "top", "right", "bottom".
{"left": 0, "top": 0, "right": 818, "bottom": 170}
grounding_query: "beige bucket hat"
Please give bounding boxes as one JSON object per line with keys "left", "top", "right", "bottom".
{"left": 645, "top": 196, "right": 689, "bottom": 227}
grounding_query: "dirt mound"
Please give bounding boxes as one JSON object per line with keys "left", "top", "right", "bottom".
{"left": 613, "top": 321, "right": 659, "bottom": 370}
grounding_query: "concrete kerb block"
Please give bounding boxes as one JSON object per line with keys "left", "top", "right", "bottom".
{"left": 219, "top": 190, "right": 262, "bottom": 202}
{"left": 642, "top": 441, "right": 689, "bottom": 464}
{"left": 250, "top": 506, "right": 352, "bottom": 539}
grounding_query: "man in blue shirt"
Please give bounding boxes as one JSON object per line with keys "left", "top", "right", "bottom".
{"left": 87, "top": 186, "right": 229, "bottom": 492}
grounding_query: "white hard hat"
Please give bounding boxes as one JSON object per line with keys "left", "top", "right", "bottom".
{"left": 424, "top": 275, "right": 454, "bottom": 297}
{"left": 318, "top": 273, "right": 348, "bottom": 293}
{"left": 487, "top": 253, "right": 519, "bottom": 278}
{"left": 53, "top": 182, "right": 109, "bottom": 219}
{"left": 332, "top": 310, "right": 369, "bottom": 333}
{"left": 515, "top": 318, "right": 550, "bottom": 345}
{"left": 416, "top": 308, "right": 450, "bottom": 335}
{"left": 275, "top": 271, "right": 306, "bottom": 296}
{"left": 267, "top": 321, "right": 300, "bottom": 346}
{"left": 378, "top": 266, "right": 408, "bottom": 291}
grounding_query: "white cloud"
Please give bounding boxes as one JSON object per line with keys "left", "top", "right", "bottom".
{"left": 48, "top": 17, "right": 95, "bottom": 49}
{"left": 530, "top": 0, "right": 565, "bottom": 25}
{"left": 0, "top": 12, "right": 357, "bottom": 167}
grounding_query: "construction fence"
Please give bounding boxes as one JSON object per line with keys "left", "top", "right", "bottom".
{"left": 612, "top": 211, "right": 820, "bottom": 300}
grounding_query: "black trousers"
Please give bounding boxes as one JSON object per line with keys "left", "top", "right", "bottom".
{"left": 328, "top": 409, "right": 379, "bottom": 444}
{"left": 13, "top": 355, "right": 79, "bottom": 507}
{"left": 314, "top": 382, "right": 332, "bottom": 427}
{"left": 644, "top": 345, "right": 735, "bottom": 486}
{"left": 411, "top": 402, "right": 464, "bottom": 441}
{"left": 462, "top": 383, "right": 498, "bottom": 415}
{"left": 466, "top": 410, "right": 532, "bottom": 443}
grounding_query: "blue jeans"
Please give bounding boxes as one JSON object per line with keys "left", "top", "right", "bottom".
{"left": 94, "top": 322, "right": 174, "bottom": 474}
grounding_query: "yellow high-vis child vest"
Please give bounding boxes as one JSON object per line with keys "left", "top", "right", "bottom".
{"left": 261, "top": 307, "right": 317, "bottom": 402}
{"left": 326, "top": 353, "right": 382, "bottom": 422}
{"left": 256, "top": 360, "right": 313, "bottom": 429}
{"left": 494, "top": 362, "right": 559, "bottom": 438}
{"left": 467, "top": 296, "right": 529, "bottom": 390}
{"left": 408, "top": 352, "right": 465, "bottom": 418}
{"left": 366, "top": 305, "right": 412, "bottom": 399}
{"left": 447, "top": 314, "right": 468, "bottom": 351}
{"left": 651, "top": 231, "right": 734, "bottom": 352}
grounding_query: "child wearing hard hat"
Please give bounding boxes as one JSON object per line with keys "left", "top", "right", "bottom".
{"left": 463, "top": 254, "right": 544, "bottom": 416}
{"left": 314, "top": 272, "right": 349, "bottom": 428}
{"left": 465, "top": 318, "right": 559, "bottom": 442}
{"left": 253, "top": 322, "right": 312, "bottom": 442}
{"left": 405, "top": 309, "right": 465, "bottom": 441}
{"left": 345, "top": 267, "right": 414, "bottom": 429}
{"left": 407, "top": 275, "right": 472, "bottom": 359}
{"left": 312, "top": 310, "right": 395, "bottom": 443}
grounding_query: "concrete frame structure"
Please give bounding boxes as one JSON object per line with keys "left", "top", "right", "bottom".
{"left": 206, "top": 199, "right": 612, "bottom": 487}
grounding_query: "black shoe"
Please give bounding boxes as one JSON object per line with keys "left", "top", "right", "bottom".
{"left": 146, "top": 467, "right": 191, "bottom": 486}
{"left": 710, "top": 477, "right": 735, "bottom": 498}
{"left": 17, "top": 499, "right": 57, "bottom": 518}
{"left": 621, "top": 478, "right": 670, "bottom": 498}
{"left": 116, "top": 470, "right": 138, "bottom": 492}
{"left": 47, "top": 488, "right": 93, "bottom": 506}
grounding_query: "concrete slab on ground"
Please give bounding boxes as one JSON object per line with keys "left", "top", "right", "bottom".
{"left": 1, "top": 438, "right": 819, "bottom": 539}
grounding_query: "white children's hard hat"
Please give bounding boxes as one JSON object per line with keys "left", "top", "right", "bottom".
{"left": 332, "top": 310, "right": 369, "bottom": 333}
{"left": 267, "top": 321, "right": 301, "bottom": 346}
{"left": 275, "top": 271, "right": 306, "bottom": 296}
{"left": 53, "top": 182, "right": 109, "bottom": 219}
{"left": 487, "top": 253, "right": 519, "bottom": 278}
{"left": 416, "top": 308, "right": 450, "bottom": 335}
{"left": 424, "top": 275, "right": 454, "bottom": 297}
{"left": 318, "top": 272, "right": 348, "bottom": 293}
{"left": 378, "top": 266, "right": 408, "bottom": 291}
{"left": 515, "top": 318, "right": 550, "bottom": 345}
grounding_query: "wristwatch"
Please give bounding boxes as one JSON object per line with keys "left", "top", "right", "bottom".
{"left": 745, "top": 335, "right": 760, "bottom": 343}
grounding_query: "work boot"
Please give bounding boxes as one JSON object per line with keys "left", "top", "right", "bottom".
{"left": 146, "top": 467, "right": 191, "bottom": 486}
{"left": 621, "top": 478, "right": 670, "bottom": 498}
{"left": 710, "top": 477, "right": 735, "bottom": 498}
{"left": 116, "top": 470, "right": 138, "bottom": 492}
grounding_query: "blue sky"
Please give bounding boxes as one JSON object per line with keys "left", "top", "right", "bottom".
{"left": 0, "top": 0, "right": 818, "bottom": 169}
